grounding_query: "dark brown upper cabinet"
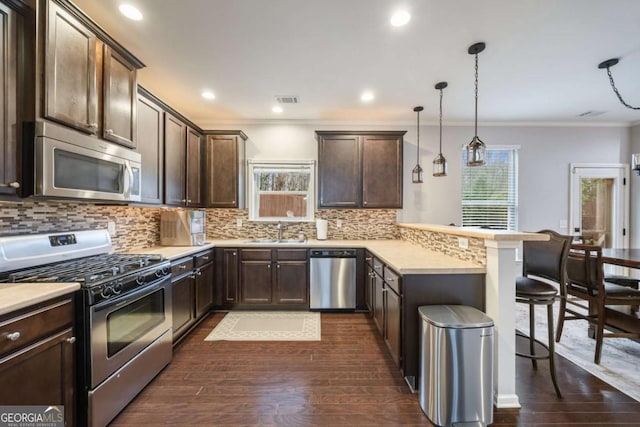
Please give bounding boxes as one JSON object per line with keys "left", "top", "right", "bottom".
{"left": 316, "top": 131, "right": 405, "bottom": 208}
{"left": 45, "top": 1, "right": 98, "bottom": 134}
{"left": 102, "top": 45, "right": 137, "bottom": 148}
{"left": 204, "top": 131, "right": 247, "bottom": 208}
{"left": 136, "top": 89, "right": 164, "bottom": 204}
{"left": 43, "top": 0, "right": 143, "bottom": 146}
{"left": 164, "top": 112, "right": 187, "bottom": 206}
{"left": 186, "top": 126, "right": 204, "bottom": 207}
{"left": 0, "top": 3, "right": 22, "bottom": 196}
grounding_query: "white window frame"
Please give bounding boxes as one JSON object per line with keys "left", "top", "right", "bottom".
{"left": 247, "top": 160, "right": 316, "bottom": 222}
{"left": 461, "top": 145, "right": 519, "bottom": 231}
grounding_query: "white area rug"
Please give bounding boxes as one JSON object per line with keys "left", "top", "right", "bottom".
{"left": 515, "top": 303, "right": 640, "bottom": 402}
{"left": 204, "top": 311, "right": 321, "bottom": 341}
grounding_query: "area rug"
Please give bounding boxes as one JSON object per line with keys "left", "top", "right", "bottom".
{"left": 515, "top": 304, "right": 640, "bottom": 402}
{"left": 204, "top": 311, "right": 321, "bottom": 341}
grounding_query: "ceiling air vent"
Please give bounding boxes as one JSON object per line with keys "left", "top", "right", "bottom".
{"left": 577, "top": 110, "right": 606, "bottom": 117}
{"left": 275, "top": 95, "right": 300, "bottom": 104}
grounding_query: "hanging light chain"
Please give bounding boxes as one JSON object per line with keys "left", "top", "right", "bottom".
{"left": 474, "top": 52, "right": 479, "bottom": 136}
{"left": 416, "top": 108, "right": 420, "bottom": 159}
{"left": 439, "top": 88, "right": 443, "bottom": 153}
{"left": 606, "top": 66, "right": 640, "bottom": 110}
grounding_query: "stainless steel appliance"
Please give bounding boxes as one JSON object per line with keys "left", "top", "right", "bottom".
{"left": 309, "top": 248, "right": 356, "bottom": 309}
{"left": 23, "top": 121, "right": 142, "bottom": 202}
{"left": 160, "top": 209, "right": 206, "bottom": 246}
{"left": 0, "top": 230, "right": 171, "bottom": 427}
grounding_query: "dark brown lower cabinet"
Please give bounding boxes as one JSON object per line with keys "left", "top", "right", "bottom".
{"left": 275, "top": 261, "right": 308, "bottom": 304}
{"left": 0, "top": 297, "right": 75, "bottom": 427}
{"left": 171, "top": 273, "right": 194, "bottom": 340}
{"left": 240, "top": 262, "right": 272, "bottom": 304}
{"left": 195, "top": 261, "right": 214, "bottom": 318}
{"left": 365, "top": 257, "right": 374, "bottom": 314}
{"left": 384, "top": 268, "right": 402, "bottom": 368}
{"left": 373, "top": 268, "right": 384, "bottom": 335}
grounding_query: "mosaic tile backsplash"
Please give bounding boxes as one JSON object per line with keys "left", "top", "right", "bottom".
{"left": 0, "top": 201, "right": 399, "bottom": 252}
{"left": 398, "top": 226, "right": 486, "bottom": 265}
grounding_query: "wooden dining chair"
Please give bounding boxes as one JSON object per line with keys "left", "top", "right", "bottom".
{"left": 555, "top": 244, "right": 640, "bottom": 364}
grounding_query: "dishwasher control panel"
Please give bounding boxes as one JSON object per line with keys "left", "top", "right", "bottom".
{"left": 309, "top": 249, "right": 357, "bottom": 258}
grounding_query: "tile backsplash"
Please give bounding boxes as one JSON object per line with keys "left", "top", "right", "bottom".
{"left": 0, "top": 201, "right": 399, "bottom": 252}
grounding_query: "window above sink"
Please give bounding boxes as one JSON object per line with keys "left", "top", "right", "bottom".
{"left": 247, "top": 160, "right": 315, "bottom": 222}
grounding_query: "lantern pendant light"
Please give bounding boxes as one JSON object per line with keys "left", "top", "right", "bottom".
{"left": 412, "top": 106, "right": 424, "bottom": 183}
{"left": 433, "top": 82, "right": 448, "bottom": 177}
{"left": 466, "top": 42, "right": 486, "bottom": 166}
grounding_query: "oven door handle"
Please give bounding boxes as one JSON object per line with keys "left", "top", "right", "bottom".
{"left": 92, "top": 278, "right": 168, "bottom": 313}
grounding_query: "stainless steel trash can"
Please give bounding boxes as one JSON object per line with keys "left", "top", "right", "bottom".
{"left": 418, "top": 305, "right": 494, "bottom": 427}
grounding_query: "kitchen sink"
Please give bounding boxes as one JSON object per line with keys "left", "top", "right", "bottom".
{"left": 243, "top": 239, "right": 307, "bottom": 244}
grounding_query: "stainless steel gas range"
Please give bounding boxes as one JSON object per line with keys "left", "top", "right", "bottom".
{"left": 0, "top": 230, "right": 173, "bottom": 427}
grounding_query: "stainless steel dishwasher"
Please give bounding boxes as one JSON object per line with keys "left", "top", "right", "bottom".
{"left": 309, "top": 248, "right": 357, "bottom": 309}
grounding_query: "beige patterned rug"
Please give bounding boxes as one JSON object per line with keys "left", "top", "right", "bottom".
{"left": 516, "top": 303, "right": 640, "bottom": 402}
{"left": 204, "top": 311, "right": 321, "bottom": 341}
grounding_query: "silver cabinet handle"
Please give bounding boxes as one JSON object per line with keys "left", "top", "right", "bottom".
{"left": 381, "top": 288, "right": 389, "bottom": 293}
{"left": 363, "top": 201, "right": 368, "bottom": 205}
{"left": 6, "top": 332, "right": 21, "bottom": 341}
{"left": 179, "top": 265, "right": 187, "bottom": 270}
{"left": 88, "top": 123, "right": 98, "bottom": 129}
{"left": 267, "top": 264, "right": 271, "bottom": 269}
{"left": 0, "top": 182, "right": 20, "bottom": 188}
{"left": 387, "top": 277, "right": 396, "bottom": 282}
{"left": 105, "top": 129, "right": 114, "bottom": 134}
{"left": 365, "top": 257, "right": 372, "bottom": 261}
{"left": 277, "top": 264, "right": 280, "bottom": 269}
{"left": 232, "top": 200, "right": 236, "bottom": 204}
{"left": 202, "top": 256, "right": 210, "bottom": 261}
{"left": 66, "top": 337, "right": 76, "bottom": 344}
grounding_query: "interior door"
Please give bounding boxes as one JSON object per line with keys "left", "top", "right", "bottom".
{"left": 569, "top": 163, "right": 629, "bottom": 251}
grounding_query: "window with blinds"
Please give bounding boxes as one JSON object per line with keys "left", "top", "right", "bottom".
{"left": 461, "top": 147, "right": 519, "bottom": 231}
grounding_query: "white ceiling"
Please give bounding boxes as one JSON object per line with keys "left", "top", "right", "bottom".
{"left": 72, "top": 0, "right": 640, "bottom": 127}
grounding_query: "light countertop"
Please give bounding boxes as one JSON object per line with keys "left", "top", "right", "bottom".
{"left": 398, "top": 223, "right": 549, "bottom": 241}
{"left": 0, "top": 282, "right": 79, "bottom": 316}
{"left": 131, "top": 239, "right": 486, "bottom": 275}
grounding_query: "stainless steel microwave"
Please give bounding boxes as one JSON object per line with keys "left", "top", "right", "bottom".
{"left": 25, "top": 121, "right": 141, "bottom": 202}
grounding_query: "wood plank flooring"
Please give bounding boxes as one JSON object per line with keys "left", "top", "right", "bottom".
{"left": 110, "top": 312, "right": 640, "bottom": 426}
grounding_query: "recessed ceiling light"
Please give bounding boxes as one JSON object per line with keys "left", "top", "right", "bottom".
{"left": 119, "top": 4, "right": 143, "bottom": 21}
{"left": 272, "top": 106, "right": 283, "bottom": 113}
{"left": 201, "top": 91, "right": 215, "bottom": 100}
{"left": 390, "top": 10, "right": 410, "bottom": 27}
{"left": 361, "top": 91, "right": 375, "bottom": 102}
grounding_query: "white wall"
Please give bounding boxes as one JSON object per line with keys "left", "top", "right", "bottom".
{"left": 204, "top": 121, "right": 632, "bottom": 233}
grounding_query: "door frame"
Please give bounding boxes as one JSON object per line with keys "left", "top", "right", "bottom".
{"left": 569, "top": 163, "right": 629, "bottom": 249}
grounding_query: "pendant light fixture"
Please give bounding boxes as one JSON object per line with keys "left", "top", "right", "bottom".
{"left": 466, "top": 42, "right": 487, "bottom": 166}
{"left": 598, "top": 58, "right": 640, "bottom": 175}
{"left": 433, "top": 82, "right": 448, "bottom": 177}
{"left": 412, "top": 106, "right": 424, "bottom": 183}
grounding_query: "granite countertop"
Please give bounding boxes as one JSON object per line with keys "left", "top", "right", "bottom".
{"left": 130, "top": 239, "right": 485, "bottom": 275}
{"left": 0, "top": 282, "right": 80, "bottom": 316}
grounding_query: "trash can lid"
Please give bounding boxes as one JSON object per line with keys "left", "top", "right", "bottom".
{"left": 418, "top": 305, "right": 494, "bottom": 328}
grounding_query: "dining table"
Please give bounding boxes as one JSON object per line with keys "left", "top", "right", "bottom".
{"left": 598, "top": 248, "right": 640, "bottom": 334}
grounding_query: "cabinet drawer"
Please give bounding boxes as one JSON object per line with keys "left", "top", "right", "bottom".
{"left": 373, "top": 258, "right": 384, "bottom": 276}
{"left": 241, "top": 249, "right": 272, "bottom": 261}
{"left": 0, "top": 298, "right": 73, "bottom": 358}
{"left": 171, "top": 257, "right": 194, "bottom": 276}
{"left": 365, "top": 251, "right": 375, "bottom": 267}
{"left": 384, "top": 267, "right": 401, "bottom": 294}
{"left": 275, "top": 249, "right": 307, "bottom": 261}
{"left": 194, "top": 249, "right": 214, "bottom": 267}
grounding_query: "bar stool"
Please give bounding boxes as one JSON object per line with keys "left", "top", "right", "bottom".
{"left": 516, "top": 229, "right": 572, "bottom": 398}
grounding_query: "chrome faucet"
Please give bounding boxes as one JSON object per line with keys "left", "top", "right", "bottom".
{"left": 276, "top": 221, "right": 283, "bottom": 241}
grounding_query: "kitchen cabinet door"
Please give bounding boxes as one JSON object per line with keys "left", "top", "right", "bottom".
{"left": 0, "top": 3, "right": 21, "bottom": 196}
{"left": 195, "top": 261, "right": 214, "bottom": 318}
{"left": 136, "top": 92, "right": 164, "bottom": 204}
{"left": 240, "top": 249, "right": 273, "bottom": 304}
{"left": 384, "top": 286, "right": 401, "bottom": 368}
{"left": 103, "top": 45, "right": 137, "bottom": 148}
{"left": 164, "top": 112, "right": 187, "bottom": 206}
{"left": 205, "top": 132, "right": 247, "bottom": 208}
{"left": 365, "top": 259, "right": 375, "bottom": 316}
{"left": 373, "top": 271, "right": 384, "bottom": 335}
{"left": 275, "top": 260, "right": 308, "bottom": 305}
{"left": 317, "top": 134, "right": 361, "bottom": 207}
{"left": 220, "top": 249, "right": 239, "bottom": 304}
{"left": 362, "top": 134, "right": 403, "bottom": 208}
{"left": 186, "top": 127, "right": 204, "bottom": 207}
{"left": 45, "top": 1, "right": 98, "bottom": 134}
{"left": 171, "top": 274, "right": 194, "bottom": 340}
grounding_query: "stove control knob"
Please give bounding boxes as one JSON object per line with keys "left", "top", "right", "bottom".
{"left": 136, "top": 275, "right": 145, "bottom": 285}
{"left": 100, "top": 286, "right": 113, "bottom": 299}
{"left": 156, "top": 267, "right": 169, "bottom": 278}
{"left": 113, "top": 281, "right": 123, "bottom": 295}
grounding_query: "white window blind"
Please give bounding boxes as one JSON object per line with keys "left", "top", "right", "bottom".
{"left": 461, "top": 147, "right": 519, "bottom": 231}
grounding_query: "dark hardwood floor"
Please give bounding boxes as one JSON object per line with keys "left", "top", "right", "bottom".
{"left": 110, "top": 312, "right": 640, "bottom": 426}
